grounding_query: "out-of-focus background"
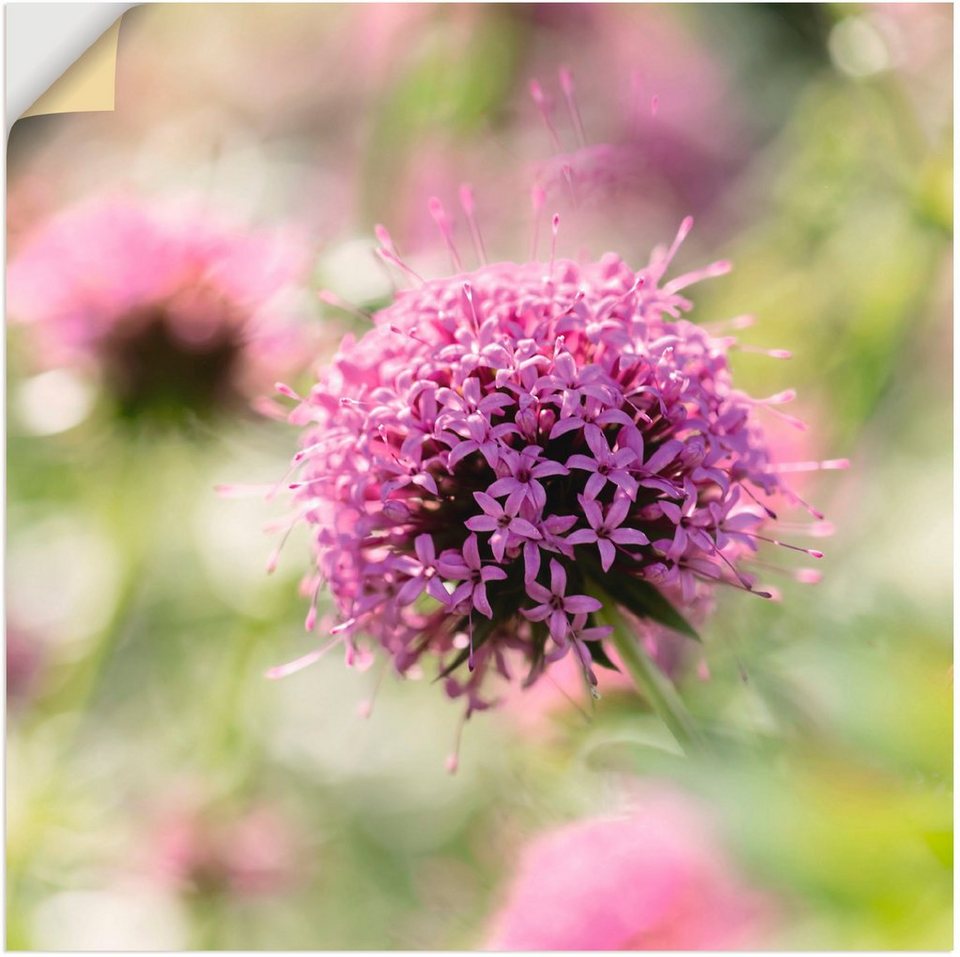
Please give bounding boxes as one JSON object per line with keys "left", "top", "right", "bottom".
{"left": 6, "top": 3, "right": 952, "bottom": 950}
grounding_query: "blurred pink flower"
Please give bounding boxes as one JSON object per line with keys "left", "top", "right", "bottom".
{"left": 7, "top": 193, "right": 315, "bottom": 418}
{"left": 144, "top": 792, "right": 297, "bottom": 899}
{"left": 486, "top": 787, "right": 778, "bottom": 950}
{"left": 6, "top": 624, "right": 46, "bottom": 710}
{"left": 378, "top": 7, "right": 746, "bottom": 261}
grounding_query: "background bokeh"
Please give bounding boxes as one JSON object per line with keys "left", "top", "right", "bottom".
{"left": 6, "top": 3, "right": 952, "bottom": 949}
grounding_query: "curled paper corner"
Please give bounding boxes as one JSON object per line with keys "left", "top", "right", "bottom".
{"left": 20, "top": 15, "right": 123, "bottom": 120}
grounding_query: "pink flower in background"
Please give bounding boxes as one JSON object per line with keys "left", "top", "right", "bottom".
{"left": 7, "top": 194, "right": 315, "bottom": 419}
{"left": 486, "top": 787, "right": 778, "bottom": 950}
{"left": 376, "top": 7, "right": 747, "bottom": 263}
{"left": 6, "top": 624, "right": 46, "bottom": 710}
{"left": 144, "top": 792, "right": 297, "bottom": 899}
{"left": 526, "top": 24, "right": 744, "bottom": 212}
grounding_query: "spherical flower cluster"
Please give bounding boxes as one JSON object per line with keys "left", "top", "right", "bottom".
{"left": 7, "top": 193, "right": 313, "bottom": 421}
{"left": 276, "top": 210, "right": 831, "bottom": 722}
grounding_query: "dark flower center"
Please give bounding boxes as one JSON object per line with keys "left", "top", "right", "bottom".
{"left": 101, "top": 303, "right": 243, "bottom": 424}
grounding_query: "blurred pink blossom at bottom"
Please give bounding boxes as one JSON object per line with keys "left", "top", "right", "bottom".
{"left": 486, "top": 786, "right": 778, "bottom": 950}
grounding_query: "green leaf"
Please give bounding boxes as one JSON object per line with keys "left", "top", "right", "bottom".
{"left": 590, "top": 582, "right": 705, "bottom": 753}
{"left": 586, "top": 640, "right": 621, "bottom": 673}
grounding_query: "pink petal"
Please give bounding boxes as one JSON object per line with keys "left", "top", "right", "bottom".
{"left": 490, "top": 528, "right": 508, "bottom": 562}
{"left": 414, "top": 533, "right": 435, "bottom": 565}
{"left": 549, "top": 559, "right": 567, "bottom": 596}
{"left": 448, "top": 442, "right": 477, "bottom": 468}
{"left": 584, "top": 472, "right": 607, "bottom": 499}
{"left": 563, "top": 594, "right": 602, "bottom": 614}
{"left": 667, "top": 527, "right": 688, "bottom": 561}
{"left": 549, "top": 417, "right": 584, "bottom": 439}
{"left": 397, "top": 575, "right": 425, "bottom": 605}
{"left": 523, "top": 604, "right": 551, "bottom": 622}
{"left": 473, "top": 491, "right": 502, "bottom": 516}
{"left": 463, "top": 534, "right": 481, "bottom": 569}
{"left": 607, "top": 495, "right": 631, "bottom": 528}
{"left": 526, "top": 580, "right": 552, "bottom": 603}
{"left": 466, "top": 515, "right": 499, "bottom": 532}
{"left": 644, "top": 440, "right": 683, "bottom": 473}
{"left": 481, "top": 565, "right": 509, "bottom": 582}
{"left": 579, "top": 625, "right": 613, "bottom": 642}
{"left": 449, "top": 582, "right": 473, "bottom": 607}
{"left": 438, "top": 558, "right": 470, "bottom": 578}
{"left": 487, "top": 477, "right": 521, "bottom": 498}
{"left": 510, "top": 518, "right": 541, "bottom": 539}
{"left": 473, "top": 584, "right": 494, "bottom": 618}
{"left": 528, "top": 481, "right": 547, "bottom": 512}
{"left": 548, "top": 610, "right": 570, "bottom": 642}
{"left": 658, "top": 501, "right": 683, "bottom": 524}
{"left": 413, "top": 472, "right": 439, "bottom": 495}
{"left": 580, "top": 496, "right": 603, "bottom": 529}
{"left": 599, "top": 408, "right": 634, "bottom": 428}
{"left": 584, "top": 424, "right": 609, "bottom": 460}
{"left": 566, "top": 454, "right": 597, "bottom": 472}
{"left": 505, "top": 486, "right": 528, "bottom": 516}
{"left": 554, "top": 352, "right": 577, "bottom": 381}
{"left": 547, "top": 514, "right": 579, "bottom": 534}
{"left": 611, "top": 472, "right": 638, "bottom": 499}
{"left": 532, "top": 460, "right": 569, "bottom": 478}
{"left": 598, "top": 538, "right": 616, "bottom": 572}
{"left": 523, "top": 541, "right": 541, "bottom": 583}
{"left": 479, "top": 442, "right": 500, "bottom": 469}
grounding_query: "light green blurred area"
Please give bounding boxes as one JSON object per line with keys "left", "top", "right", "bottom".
{"left": 6, "top": 3, "right": 952, "bottom": 950}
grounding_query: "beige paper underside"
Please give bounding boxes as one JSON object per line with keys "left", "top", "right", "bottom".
{"left": 21, "top": 16, "right": 123, "bottom": 119}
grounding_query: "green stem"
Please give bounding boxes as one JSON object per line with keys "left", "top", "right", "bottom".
{"left": 592, "top": 585, "right": 704, "bottom": 753}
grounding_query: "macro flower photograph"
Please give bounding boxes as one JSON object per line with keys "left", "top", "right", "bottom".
{"left": 5, "top": 3, "right": 952, "bottom": 951}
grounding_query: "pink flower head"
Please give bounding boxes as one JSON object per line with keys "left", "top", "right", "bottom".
{"left": 485, "top": 786, "right": 778, "bottom": 950}
{"left": 263, "top": 84, "right": 842, "bottom": 761}
{"left": 7, "top": 193, "right": 314, "bottom": 422}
